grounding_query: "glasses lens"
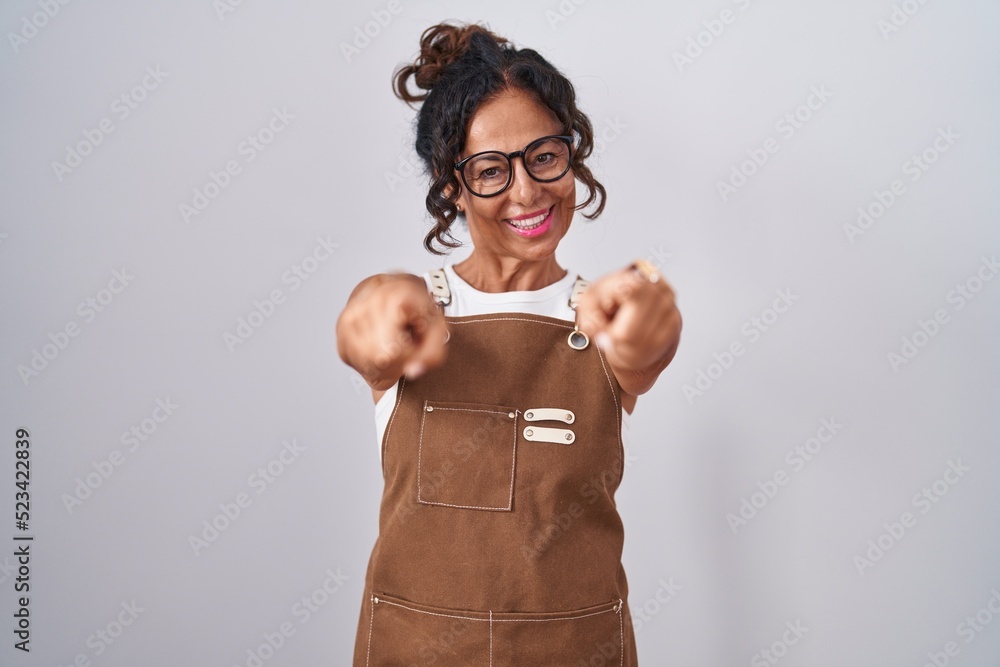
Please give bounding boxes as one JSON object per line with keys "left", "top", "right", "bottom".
{"left": 463, "top": 153, "right": 510, "bottom": 196}
{"left": 525, "top": 137, "right": 571, "bottom": 181}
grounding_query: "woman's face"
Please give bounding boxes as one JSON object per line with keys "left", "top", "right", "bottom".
{"left": 454, "top": 88, "right": 576, "bottom": 267}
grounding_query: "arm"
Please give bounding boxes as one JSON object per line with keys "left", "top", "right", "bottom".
{"left": 610, "top": 330, "right": 680, "bottom": 397}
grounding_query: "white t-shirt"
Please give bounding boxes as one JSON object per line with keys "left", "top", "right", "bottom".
{"left": 372, "top": 263, "right": 632, "bottom": 460}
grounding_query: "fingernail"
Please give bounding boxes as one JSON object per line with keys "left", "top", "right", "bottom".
{"left": 404, "top": 362, "right": 425, "bottom": 380}
{"left": 595, "top": 332, "right": 612, "bottom": 351}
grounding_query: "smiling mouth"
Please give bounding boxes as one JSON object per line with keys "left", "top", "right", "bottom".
{"left": 506, "top": 207, "right": 552, "bottom": 230}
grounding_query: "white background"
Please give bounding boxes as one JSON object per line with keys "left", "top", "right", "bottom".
{"left": 2, "top": 1, "right": 999, "bottom": 665}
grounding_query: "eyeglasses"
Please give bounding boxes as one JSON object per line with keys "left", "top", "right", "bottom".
{"left": 454, "top": 134, "right": 574, "bottom": 198}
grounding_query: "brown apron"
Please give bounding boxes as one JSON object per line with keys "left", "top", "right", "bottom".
{"left": 353, "top": 272, "right": 638, "bottom": 666}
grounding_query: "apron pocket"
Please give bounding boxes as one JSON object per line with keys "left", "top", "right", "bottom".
{"left": 491, "top": 598, "right": 624, "bottom": 667}
{"left": 367, "top": 593, "right": 623, "bottom": 667}
{"left": 417, "top": 399, "right": 518, "bottom": 511}
{"left": 366, "top": 593, "right": 490, "bottom": 665}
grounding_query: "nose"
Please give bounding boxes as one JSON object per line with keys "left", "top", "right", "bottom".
{"left": 507, "top": 156, "right": 541, "bottom": 205}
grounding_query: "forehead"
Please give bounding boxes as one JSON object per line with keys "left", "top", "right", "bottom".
{"left": 464, "top": 89, "right": 563, "bottom": 155}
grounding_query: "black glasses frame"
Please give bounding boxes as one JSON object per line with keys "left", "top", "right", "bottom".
{"left": 454, "top": 134, "right": 575, "bottom": 198}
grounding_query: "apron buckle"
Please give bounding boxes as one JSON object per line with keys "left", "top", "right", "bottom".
{"left": 567, "top": 327, "right": 589, "bottom": 350}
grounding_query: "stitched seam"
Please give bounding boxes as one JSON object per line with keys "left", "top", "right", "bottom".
{"left": 375, "top": 597, "right": 619, "bottom": 622}
{"left": 489, "top": 610, "right": 494, "bottom": 666}
{"left": 365, "top": 594, "right": 374, "bottom": 667}
{"left": 595, "top": 344, "right": 624, "bottom": 487}
{"left": 451, "top": 316, "right": 573, "bottom": 328}
{"left": 374, "top": 375, "right": 406, "bottom": 593}
{"left": 382, "top": 375, "right": 406, "bottom": 473}
{"left": 418, "top": 404, "right": 516, "bottom": 511}
{"left": 419, "top": 500, "right": 512, "bottom": 511}
{"left": 507, "top": 411, "right": 517, "bottom": 508}
{"left": 432, "top": 407, "right": 511, "bottom": 415}
{"left": 416, "top": 399, "right": 428, "bottom": 503}
{"left": 618, "top": 600, "right": 624, "bottom": 667}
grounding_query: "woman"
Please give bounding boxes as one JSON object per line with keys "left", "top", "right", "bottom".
{"left": 336, "top": 22, "right": 681, "bottom": 666}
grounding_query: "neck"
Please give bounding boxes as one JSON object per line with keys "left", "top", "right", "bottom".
{"left": 453, "top": 255, "right": 566, "bottom": 293}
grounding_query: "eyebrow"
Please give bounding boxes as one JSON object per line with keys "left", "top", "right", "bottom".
{"left": 464, "top": 133, "right": 565, "bottom": 156}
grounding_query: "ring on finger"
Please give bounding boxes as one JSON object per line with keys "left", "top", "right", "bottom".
{"left": 629, "top": 258, "right": 661, "bottom": 284}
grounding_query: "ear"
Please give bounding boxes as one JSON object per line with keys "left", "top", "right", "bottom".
{"left": 442, "top": 181, "right": 464, "bottom": 214}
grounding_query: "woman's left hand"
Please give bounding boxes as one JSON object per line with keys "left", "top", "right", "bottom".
{"left": 575, "top": 263, "right": 682, "bottom": 393}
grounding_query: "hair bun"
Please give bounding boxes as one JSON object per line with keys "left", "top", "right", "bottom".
{"left": 394, "top": 22, "right": 509, "bottom": 104}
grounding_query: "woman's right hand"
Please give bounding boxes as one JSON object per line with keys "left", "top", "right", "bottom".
{"left": 335, "top": 273, "right": 449, "bottom": 390}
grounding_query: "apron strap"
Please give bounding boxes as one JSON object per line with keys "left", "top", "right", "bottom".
{"left": 427, "top": 268, "right": 451, "bottom": 307}
{"left": 569, "top": 276, "right": 589, "bottom": 311}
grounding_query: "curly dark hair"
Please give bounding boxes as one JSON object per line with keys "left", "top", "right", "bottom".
{"left": 393, "top": 22, "right": 607, "bottom": 255}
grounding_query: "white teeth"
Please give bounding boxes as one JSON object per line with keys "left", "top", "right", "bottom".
{"left": 508, "top": 209, "right": 549, "bottom": 229}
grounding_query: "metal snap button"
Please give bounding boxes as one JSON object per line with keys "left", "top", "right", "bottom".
{"left": 425, "top": 406, "right": 433, "bottom": 412}
{"left": 508, "top": 412, "right": 515, "bottom": 419}
{"left": 565, "top": 432, "right": 573, "bottom": 441}
{"left": 525, "top": 428, "right": 534, "bottom": 437}
{"left": 525, "top": 411, "right": 534, "bottom": 419}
